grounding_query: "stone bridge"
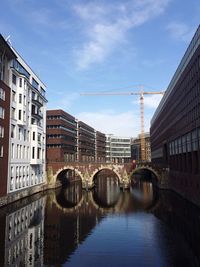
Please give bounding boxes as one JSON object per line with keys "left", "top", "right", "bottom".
{"left": 46, "top": 161, "right": 169, "bottom": 189}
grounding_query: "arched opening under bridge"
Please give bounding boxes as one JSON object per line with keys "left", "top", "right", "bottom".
{"left": 129, "top": 167, "right": 159, "bottom": 209}
{"left": 56, "top": 167, "right": 83, "bottom": 187}
{"left": 92, "top": 169, "right": 121, "bottom": 208}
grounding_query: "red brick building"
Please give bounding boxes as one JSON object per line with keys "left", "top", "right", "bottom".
{"left": 96, "top": 131, "right": 106, "bottom": 162}
{"left": 47, "top": 110, "right": 106, "bottom": 163}
{"left": 0, "top": 35, "right": 16, "bottom": 199}
{"left": 46, "top": 110, "right": 77, "bottom": 162}
{"left": 78, "top": 121, "right": 96, "bottom": 162}
{"left": 150, "top": 25, "right": 200, "bottom": 206}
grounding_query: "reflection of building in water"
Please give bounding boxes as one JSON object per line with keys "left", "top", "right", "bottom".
{"left": 44, "top": 186, "right": 103, "bottom": 266}
{"left": 130, "top": 177, "right": 155, "bottom": 209}
{"left": 56, "top": 181, "right": 82, "bottom": 208}
{"left": 94, "top": 171, "right": 120, "bottom": 207}
{"left": 0, "top": 196, "right": 46, "bottom": 267}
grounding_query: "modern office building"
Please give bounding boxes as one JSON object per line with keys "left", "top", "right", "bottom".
{"left": 46, "top": 110, "right": 77, "bottom": 162}
{"left": 95, "top": 131, "right": 106, "bottom": 162}
{"left": 0, "top": 35, "right": 16, "bottom": 200}
{"left": 150, "top": 25, "right": 200, "bottom": 205}
{"left": 131, "top": 133, "right": 151, "bottom": 162}
{"left": 47, "top": 110, "right": 106, "bottom": 163}
{"left": 78, "top": 121, "right": 96, "bottom": 162}
{"left": 0, "top": 34, "right": 47, "bottom": 204}
{"left": 106, "top": 134, "right": 131, "bottom": 163}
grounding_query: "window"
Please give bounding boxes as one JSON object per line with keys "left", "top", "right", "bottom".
{"left": 11, "top": 143, "right": 14, "bottom": 159}
{"left": 32, "top": 78, "right": 39, "bottom": 90}
{"left": 37, "top": 148, "right": 40, "bottom": 159}
{"left": 18, "top": 110, "right": 22, "bottom": 120}
{"left": 11, "top": 108, "right": 15, "bottom": 120}
{"left": 19, "top": 94, "right": 22, "bottom": 104}
{"left": 38, "top": 133, "right": 41, "bottom": 142}
{"left": 0, "top": 126, "right": 4, "bottom": 138}
{"left": 0, "top": 88, "right": 5, "bottom": 100}
{"left": 24, "top": 129, "right": 26, "bottom": 141}
{"left": 19, "top": 78, "right": 22, "bottom": 87}
{"left": 11, "top": 124, "right": 15, "bottom": 138}
{"left": 13, "top": 59, "right": 30, "bottom": 79}
{"left": 32, "top": 147, "right": 35, "bottom": 159}
{"left": 12, "top": 91, "right": 16, "bottom": 102}
{"left": 18, "top": 128, "right": 22, "bottom": 140}
{"left": 0, "top": 107, "right": 5, "bottom": 119}
{"left": 33, "top": 132, "right": 35, "bottom": 140}
{"left": 12, "top": 74, "right": 16, "bottom": 85}
{"left": 0, "top": 145, "right": 3, "bottom": 157}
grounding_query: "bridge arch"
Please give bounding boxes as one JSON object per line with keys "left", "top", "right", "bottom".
{"left": 54, "top": 166, "right": 85, "bottom": 184}
{"left": 90, "top": 167, "right": 123, "bottom": 184}
{"left": 129, "top": 166, "right": 161, "bottom": 185}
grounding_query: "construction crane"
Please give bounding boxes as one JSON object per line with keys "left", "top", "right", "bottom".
{"left": 81, "top": 87, "right": 165, "bottom": 161}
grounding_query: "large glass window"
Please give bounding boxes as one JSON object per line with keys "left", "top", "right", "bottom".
{"left": 192, "top": 129, "right": 198, "bottom": 151}
{"left": 182, "top": 135, "right": 186, "bottom": 153}
{"left": 13, "top": 59, "right": 30, "bottom": 79}
{"left": 186, "top": 133, "right": 192, "bottom": 152}
{"left": 32, "top": 78, "right": 39, "bottom": 90}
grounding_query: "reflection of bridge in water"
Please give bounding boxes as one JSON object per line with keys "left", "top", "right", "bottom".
{"left": 52, "top": 176, "right": 159, "bottom": 215}
{"left": 44, "top": 177, "right": 200, "bottom": 266}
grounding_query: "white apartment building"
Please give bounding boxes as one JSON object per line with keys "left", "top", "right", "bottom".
{"left": 8, "top": 46, "right": 47, "bottom": 193}
{"left": 106, "top": 134, "right": 131, "bottom": 163}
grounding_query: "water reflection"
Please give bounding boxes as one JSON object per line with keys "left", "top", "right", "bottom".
{"left": 93, "top": 171, "right": 120, "bottom": 208}
{"left": 130, "top": 175, "right": 158, "bottom": 210}
{"left": 0, "top": 177, "right": 200, "bottom": 267}
{"left": 56, "top": 180, "right": 82, "bottom": 209}
{"left": 0, "top": 193, "right": 45, "bottom": 267}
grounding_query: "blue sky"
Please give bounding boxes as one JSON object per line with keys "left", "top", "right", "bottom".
{"left": 1, "top": 0, "right": 199, "bottom": 137}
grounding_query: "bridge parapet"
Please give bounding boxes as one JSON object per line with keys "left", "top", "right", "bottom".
{"left": 46, "top": 162, "right": 134, "bottom": 189}
{"left": 46, "top": 161, "right": 169, "bottom": 189}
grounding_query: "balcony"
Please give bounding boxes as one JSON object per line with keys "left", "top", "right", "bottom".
{"left": 32, "top": 111, "right": 43, "bottom": 120}
{"left": 32, "top": 98, "right": 43, "bottom": 107}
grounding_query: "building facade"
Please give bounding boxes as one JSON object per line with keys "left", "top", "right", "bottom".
{"left": 46, "top": 110, "right": 107, "bottom": 163}
{"left": 95, "top": 131, "right": 106, "bottom": 162}
{"left": 106, "top": 134, "right": 131, "bottom": 163}
{"left": 0, "top": 35, "right": 16, "bottom": 200}
{"left": 46, "top": 110, "right": 77, "bottom": 162}
{"left": 78, "top": 121, "right": 96, "bottom": 162}
{"left": 131, "top": 133, "right": 151, "bottom": 162}
{"left": 0, "top": 34, "right": 47, "bottom": 203}
{"left": 150, "top": 25, "right": 200, "bottom": 206}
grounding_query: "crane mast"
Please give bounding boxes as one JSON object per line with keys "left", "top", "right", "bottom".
{"left": 81, "top": 89, "right": 165, "bottom": 162}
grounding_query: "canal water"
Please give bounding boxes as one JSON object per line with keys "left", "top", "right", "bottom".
{"left": 0, "top": 172, "right": 200, "bottom": 267}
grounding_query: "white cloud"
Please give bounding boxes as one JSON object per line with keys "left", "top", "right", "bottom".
{"left": 76, "top": 110, "right": 142, "bottom": 137}
{"left": 143, "top": 94, "right": 164, "bottom": 109}
{"left": 166, "top": 22, "right": 195, "bottom": 42}
{"left": 47, "top": 92, "right": 80, "bottom": 110}
{"left": 132, "top": 94, "right": 164, "bottom": 109}
{"left": 73, "top": 0, "right": 170, "bottom": 70}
